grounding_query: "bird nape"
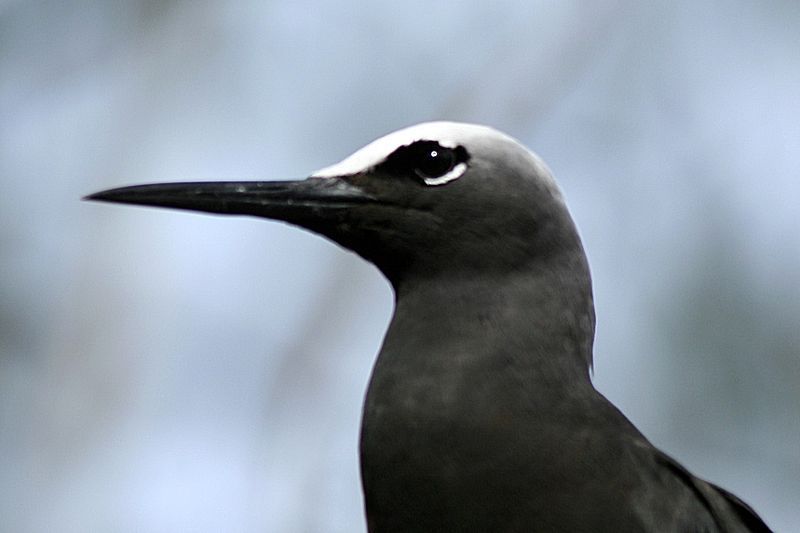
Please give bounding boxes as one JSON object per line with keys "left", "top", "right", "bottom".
{"left": 86, "top": 122, "right": 772, "bottom": 532}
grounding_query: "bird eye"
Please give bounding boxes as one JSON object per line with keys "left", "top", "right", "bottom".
{"left": 380, "top": 141, "right": 470, "bottom": 186}
{"left": 414, "top": 148, "right": 456, "bottom": 180}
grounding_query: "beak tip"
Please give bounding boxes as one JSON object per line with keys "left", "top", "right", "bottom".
{"left": 84, "top": 186, "right": 133, "bottom": 204}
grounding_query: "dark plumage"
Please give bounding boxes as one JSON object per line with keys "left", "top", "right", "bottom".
{"left": 87, "top": 122, "right": 771, "bottom": 532}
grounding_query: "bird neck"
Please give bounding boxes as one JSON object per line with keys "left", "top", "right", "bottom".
{"left": 385, "top": 248, "right": 596, "bottom": 390}
{"left": 359, "top": 248, "right": 600, "bottom": 530}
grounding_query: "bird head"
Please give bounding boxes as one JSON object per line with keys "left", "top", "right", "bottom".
{"left": 87, "top": 122, "right": 582, "bottom": 287}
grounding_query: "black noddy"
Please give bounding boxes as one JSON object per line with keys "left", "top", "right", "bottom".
{"left": 86, "top": 122, "right": 771, "bottom": 532}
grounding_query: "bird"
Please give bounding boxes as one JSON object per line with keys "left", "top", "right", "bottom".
{"left": 86, "top": 122, "right": 771, "bottom": 532}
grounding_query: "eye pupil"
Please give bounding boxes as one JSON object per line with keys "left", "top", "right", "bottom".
{"left": 416, "top": 147, "right": 455, "bottom": 179}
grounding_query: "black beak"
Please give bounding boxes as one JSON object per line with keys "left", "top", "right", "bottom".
{"left": 84, "top": 177, "right": 376, "bottom": 226}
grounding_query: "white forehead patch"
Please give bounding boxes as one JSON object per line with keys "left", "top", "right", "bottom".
{"left": 311, "top": 121, "right": 505, "bottom": 178}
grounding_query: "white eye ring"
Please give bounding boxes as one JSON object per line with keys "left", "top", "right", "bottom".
{"left": 422, "top": 161, "right": 467, "bottom": 186}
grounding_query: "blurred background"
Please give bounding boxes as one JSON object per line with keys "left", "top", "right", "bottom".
{"left": 2, "top": 1, "right": 798, "bottom": 531}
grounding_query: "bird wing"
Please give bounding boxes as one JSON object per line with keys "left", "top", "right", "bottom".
{"left": 653, "top": 450, "right": 773, "bottom": 532}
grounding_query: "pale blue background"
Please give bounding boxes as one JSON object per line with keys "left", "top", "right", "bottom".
{"left": 2, "top": 1, "right": 798, "bottom": 531}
